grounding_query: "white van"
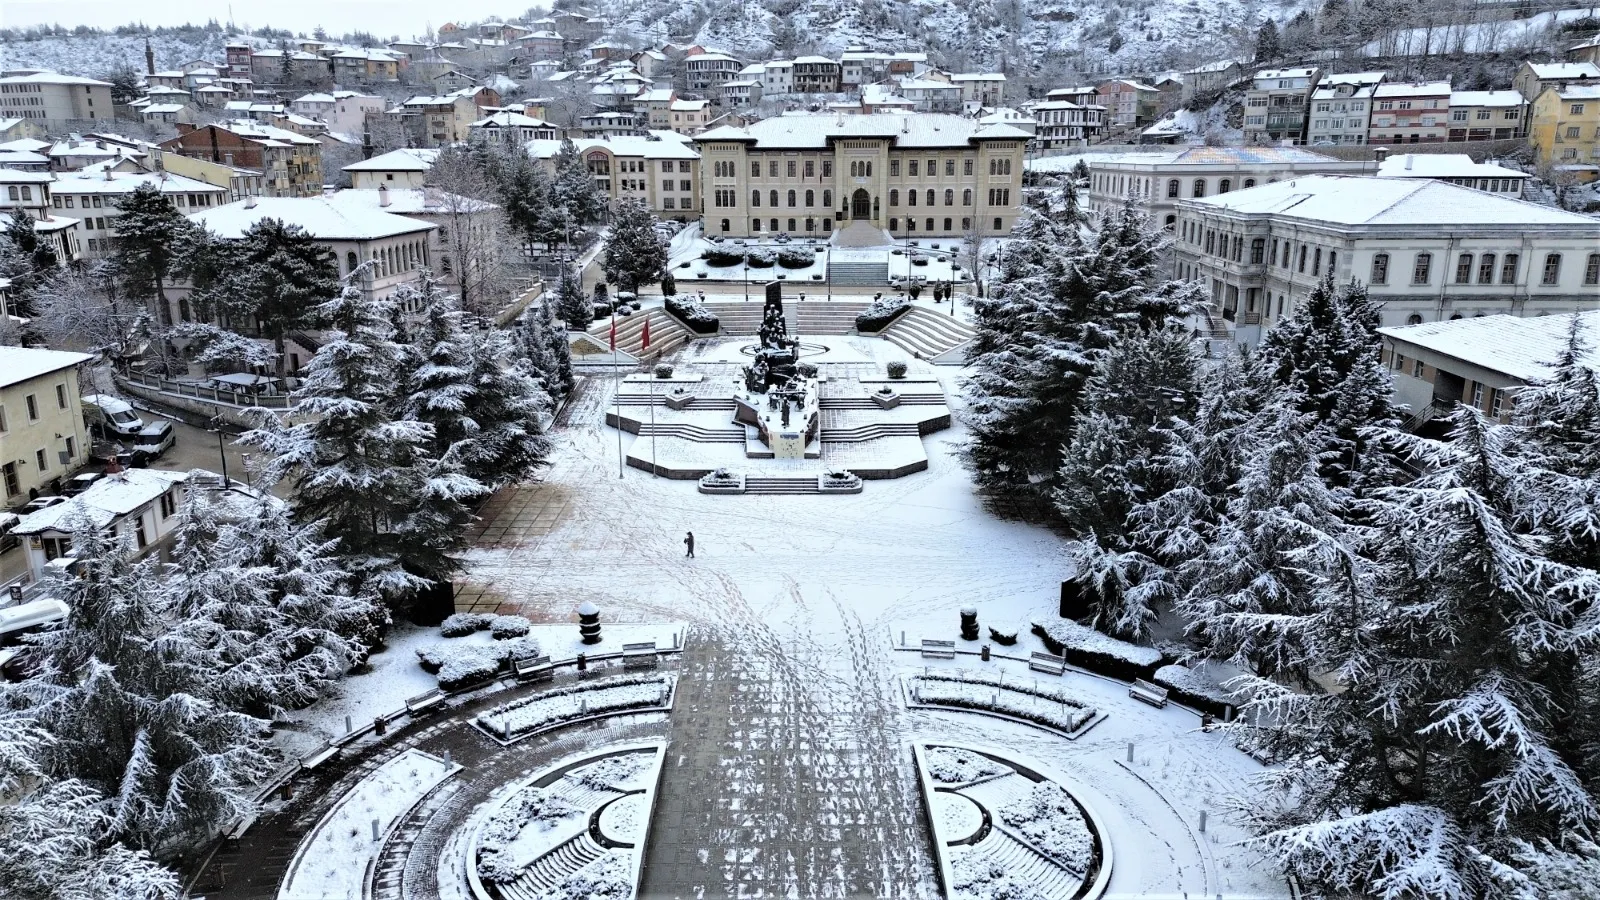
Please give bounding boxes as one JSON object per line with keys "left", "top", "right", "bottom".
{"left": 0, "top": 598, "right": 69, "bottom": 645}
{"left": 82, "top": 394, "right": 144, "bottom": 437}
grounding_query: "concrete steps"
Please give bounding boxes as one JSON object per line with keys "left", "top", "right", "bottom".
{"left": 585, "top": 309, "right": 689, "bottom": 359}
{"left": 616, "top": 395, "right": 737, "bottom": 410}
{"left": 701, "top": 301, "right": 873, "bottom": 336}
{"left": 878, "top": 307, "right": 976, "bottom": 362}
{"left": 743, "top": 476, "right": 823, "bottom": 494}
{"left": 819, "top": 423, "right": 922, "bottom": 441}
{"left": 828, "top": 260, "right": 890, "bottom": 286}
{"left": 505, "top": 833, "right": 607, "bottom": 899}
{"left": 633, "top": 423, "right": 744, "bottom": 442}
{"left": 822, "top": 396, "right": 945, "bottom": 409}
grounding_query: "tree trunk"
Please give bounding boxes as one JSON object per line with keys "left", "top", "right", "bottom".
{"left": 274, "top": 330, "right": 287, "bottom": 380}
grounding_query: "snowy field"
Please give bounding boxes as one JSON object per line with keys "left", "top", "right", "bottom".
{"left": 449, "top": 335, "right": 1291, "bottom": 897}
{"left": 669, "top": 232, "right": 972, "bottom": 287}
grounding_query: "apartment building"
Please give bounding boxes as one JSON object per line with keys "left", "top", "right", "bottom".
{"left": 468, "top": 111, "right": 560, "bottom": 145}
{"left": 1182, "top": 60, "right": 1244, "bottom": 104}
{"left": 159, "top": 122, "right": 324, "bottom": 197}
{"left": 684, "top": 52, "right": 743, "bottom": 92}
{"left": 718, "top": 80, "right": 762, "bottom": 108}
{"left": 1172, "top": 175, "right": 1600, "bottom": 346}
{"left": 1096, "top": 80, "right": 1161, "bottom": 127}
{"left": 1447, "top": 90, "right": 1525, "bottom": 141}
{"left": 1243, "top": 67, "right": 1320, "bottom": 144}
{"left": 387, "top": 90, "right": 491, "bottom": 147}
{"left": 0, "top": 71, "right": 114, "bottom": 122}
{"left": 1305, "top": 72, "right": 1384, "bottom": 145}
{"left": 792, "top": 57, "right": 843, "bottom": 93}
{"left": 0, "top": 170, "right": 78, "bottom": 264}
{"left": 1368, "top": 82, "right": 1452, "bottom": 144}
{"left": 635, "top": 89, "right": 676, "bottom": 128}
{"left": 1085, "top": 146, "right": 1369, "bottom": 227}
{"left": 1374, "top": 153, "right": 1528, "bottom": 196}
{"left": 669, "top": 99, "right": 712, "bottom": 133}
{"left": 342, "top": 148, "right": 439, "bottom": 189}
{"left": 898, "top": 79, "right": 963, "bottom": 113}
{"left": 1031, "top": 101, "right": 1106, "bottom": 148}
{"left": 840, "top": 50, "right": 892, "bottom": 88}
{"left": 1529, "top": 83, "right": 1600, "bottom": 174}
{"left": 250, "top": 49, "right": 333, "bottom": 86}
{"left": 694, "top": 113, "right": 1028, "bottom": 239}
{"left": 0, "top": 347, "right": 93, "bottom": 505}
{"left": 51, "top": 166, "right": 229, "bottom": 261}
{"left": 149, "top": 149, "right": 265, "bottom": 202}
{"left": 759, "top": 61, "right": 793, "bottom": 95}
{"left": 952, "top": 73, "right": 1006, "bottom": 108}
{"left": 527, "top": 136, "right": 700, "bottom": 219}
{"left": 1513, "top": 61, "right": 1600, "bottom": 103}
{"left": 332, "top": 48, "right": 404, "bottom": 84}
{"left": 1378, "top": 310, "right": 1599, "bottom": 425}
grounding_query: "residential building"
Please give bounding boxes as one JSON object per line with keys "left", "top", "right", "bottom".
{"left": 631, "top": 50, "right": 667, "bottom": 79}
{"left": 1368, "top": 81, "right": 1452, "bottom": 144}
{"left": 0, "top": 118, "right": 45, "bottom": 141}
{"left": 1512, "top": 61, "right": 1600, "bottom": 103}
{"left": 1569, "top": 38, "right": 1600, "bottom": 66}
{"left": 519, "top": 31, "right": 565, "bottom": 59}
{"left": 1096, "top": 79, "right": 1162, "bottom": 128}
{"left": 526, "top": 135, "right": 700, "bottom": 218}
{"left": 387, "top": 90, "right": 490, "bottom": 147}
{"left": 0, "top": 169, "right": 78, "bottom": 263}
{"left": 581, "top": 111, "right": 646, "bottom": 137}
{"left": 717, "top": 80, "right": 762, "bottom": 108}
{"left": 51, "top": 166, "right": 229, "bottom": 261}
{"left": 760, "top": 60, "right": 794, "bottom": 95}
{"left": 1529, "top": 83, "right": 1600, "bottom": 176}
{"left": 860, "top": 85, "right": 916, "bottom": 114}
{"left": 1031, "top": 101, "right": 1105, "bottom": 148}
{"left": 142, "top": 103, "right": 196, "bottom": 126}
{"left": 1446, "top": 90, "right": 1525, "bottom": 141}
{"left": 343, "top": 148, "right": 439, "bottom": 189}
{"left": 224, "top": 42, "right": 253, "bottom": 79}
{"left": 1172, "top": 175, "right": 1600, "bottom": 345}
{"left": 0, "top": 146, "right": 48, "bottom": 171}
{"left": 693, "top": 112, "right": 1029, "bottom": 239}
{"left": 194, "top": 84, "right": 235, "bottom": 107}
{"left": 888, "top": 53, "right": 928, "bottom": 77}
{"left": 1378, "top": 310, "right": 1599, "bottom": 426}
{"left": 322, "top": 91, "right": 384, "bottom": 136}
{"left": 1242, "top": 67, "right": 1320, "bottom": 144}
{"left": 683, "top": 52, "right": 743, "bottom": 92}
{"left": 636, "top": 88, "right": 676, "bottom": 129}
{"left": 0, "top": 347, "right": 92, "bottom": 505}
{"left": 0, "top": 71, "right": 114, "bottom": 122}
{"left": 1085, "top": 146, "right": 1370, "bottom": 227}
{"left": 45, "top": 138, "right": 144, "bottom": 172}
{"left": 1305, "top": 72, "right": 1384, "bottom": 146}
{"left": 898, "top": 79, "right": 963, "bottom": 113}
{"left": 289, "top": 92, "right": 337, "bottom": 120}
{"left": 11, "top": 468, "right": 196, "bottom": 580}
{"left": 951, "top": 73, "right": 1006, "bottom": 108}
{"left": 468, "top": 110, "right": 560, "bottom": 145}
{"left": 332, "top": 48, "right": 404, "bottom": 84}
{"left": 840, "top": 50, "right": 891, "bottom": 88}
{"left": 1046, "top": 86, "right": 1099, "bottom": 106}
{"left": 159, "top": 122, "right": 323, "bottom": 198}
{"left": 250, "top": 49, "right": 333, "bottom": 86}
{"left": 669, "top": 99, "right": 712, "bottom": 134}
{"left": 1374, "top": 153, "right": 1529, "bottom": 196}
{"left": 149, "top": 149, "right": 264, "bottom": 201}
{"left": 792, "top": 57, "right": 843, "bottom": 94}
{"left": 1181, "top": 60, "right": 1244, "bottom": 104}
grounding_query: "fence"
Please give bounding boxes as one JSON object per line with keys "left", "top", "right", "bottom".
{"left": 122, "top": 371, "right": 291, "bottom": 409}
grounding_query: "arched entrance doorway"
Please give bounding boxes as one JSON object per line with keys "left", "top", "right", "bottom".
{"left": 851, "top": 189, "right": 870, "bottom": 220}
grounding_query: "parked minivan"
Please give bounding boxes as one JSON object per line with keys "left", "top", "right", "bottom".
{"left": 0, "top": 598, "right": 69, "bottom": 645}
{"left": 134, "top": 421, "right": 175, "bottom": 459}
{"left": 81, "top": 394, "right": 144, "bottom": 437}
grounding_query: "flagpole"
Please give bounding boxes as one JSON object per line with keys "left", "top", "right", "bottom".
{"left": 611, "top": 306, "right": 622, "bottom": 479}
{"left": 644, "top": 314, "right": 657, "bottom": 478}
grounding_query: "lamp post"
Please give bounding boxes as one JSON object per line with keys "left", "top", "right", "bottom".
{"left": 207, "top": 415, "right": 230, "bottom": 486}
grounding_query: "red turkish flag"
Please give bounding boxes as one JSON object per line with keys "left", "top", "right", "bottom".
{"left": 608, "top": 311, "right": 616, "bottom": 351}
{"left": 640, "top": 314, "right": 651, "bottom": 351}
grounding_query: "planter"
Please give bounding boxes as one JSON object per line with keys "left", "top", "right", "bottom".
{"left": 871, "top": 389, "right": 901, "bottom": 410}
{"left": 819, "top": 469, "right": 863, "bottom": 494}
{"left": 698, "top": 469, "right": 745, "bottom": 494}
{"left": 664, "top": 390, "right": 695, "bottom": 411}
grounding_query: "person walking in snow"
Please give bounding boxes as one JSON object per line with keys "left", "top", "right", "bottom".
{"left": 684, "top": 531, "right": 695, "bottom": 558}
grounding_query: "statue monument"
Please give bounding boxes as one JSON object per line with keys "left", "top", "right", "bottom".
{"left": 734, "top": 284, "right": 818, "bottom": 460}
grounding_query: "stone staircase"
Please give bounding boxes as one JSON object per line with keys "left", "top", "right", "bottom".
{"left": 827, "top": 258, "right": 891, "bottom": 286}
{"left": 498, "top": 834, "right": 608, "bottom": 900}
{"left": 819, "top": 422, "right": 922, "bottom": 442}
{"left": 616, "top": 395, "right": 737, "bottom": 410}
{"left": 632, "top": 422, "right": 745, "bottom": 442}
{"left": 877, "top": 307, "right": 977, "bottom": 363}
{"left": 743, "top": 476, "right": 824, "bottom": 495}
{"left": 701, "top": 301, "right": 871, "bottom": 336}
{"left": 701, "top": 302, "right": 766, "bottom": 335}
{"left": 584, "top": 309, "right": 690, "bottom": 359}
{"left": 822, "top": 396, "right": 945, "bottom": 409}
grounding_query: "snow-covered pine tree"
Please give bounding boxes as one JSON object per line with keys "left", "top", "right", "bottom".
{"left": 600, "top": 199, "right": 666, "bottom": 294}
{"left": 111, "top": 183, "right": 197, "bottom": 328}
{"left": 23, "top": 522, "right": 272, "bottom": 851}
{"left": 2, "top": 209, "right": 56, "bottom": 314}
{"left": 243, "top": 285, "right": 485, "bottom": 602}
{"left": 1254, "top": 273, "right": 1400, "bottom": 493}
{"left": 553, "top": 266, "right": 591, "bottom": 331}
{"left": 0, "top": 712, "right": 181, "bottom": 899}
{"left": 1239, "top": 407, "right": 1600, "bottom": 898}
{"left": 553, "top": 138, "right": 605, "bottom": 228}
{"left": 516, "top": 294, "right": 574, "bottom": 399}
{"left": 200, "top": 218, "right": 340, "bottom": 379}
{"left": 1513, "top": 313, "right": 1600, "bottom": 571}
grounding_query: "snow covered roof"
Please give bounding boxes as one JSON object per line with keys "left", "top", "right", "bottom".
{"left": 792, "top": 56, "right": 838, "bottom": 66}
{"left": 0, "top": 170, "right": 54, "bottom": 184}
{"left": 0, "top": 346, "right": 91, "bottom": 388}
{"left": 322, "top": 187, "right": 497, "bottom": 215}
{"left": 1254, "top": 67, "right": 1318, "bottom": 80}
{"left": 0, "top": 71, "right": 113, "bottom": 87}
{"left": 695, "top": 113, "right": 1021, "bottom": 149}
{"left": 13, "top": 469, "right": 190, "bottom": 535}
{"left": 524, "top": 136, "right": 700, "bottom": 160}
{"left": 190, "top": 196, "right": 437, "bottom": 241}
{"left": 950, "top": 73, "right": 1006, "bottom": 82}
{"left": 1186, "top": 174, "right": 1597, "bottom": 228}
{"left": 1373, "top": 81, "right": 1451, "bottom": 97}
{"left": 54, "top": 168, "right": 226, "bottom": 196}
{"left": 470, "top": 110, "right": 554, "bottom": 128}
{"left": 1095, "top": 146, "right": 1350, "bottom": 168}
{"left": 218, "top": 121, "right": 321, "bottom": 146}
{"left": 1523, "top": 62, "right": 1600, "bottom": 80}
{"left": 1375, "top": 154, "right": 1529, "bottom": 180}
{"left": 0, "top": 149, "right": 47, "bottom": 166}
{"left": 637, "top": 88, "right": 674, "bottom": 103}
{"left": 0, "top": 138, "right": 50, "bottom": 153}
{"left": 671, "top": 99, "right": 710, "bottom": 111}
{"left": 342, "top": 147, "right": 441, "bottom": 171}
{"left": 1186, "top": 59, "right": 1242, "bottom": 74}
{"left": 143, "top": 104, "right": 189, "bottom": 114}
{"left": 1447, "top": 90, "right": 1522, "bottom": 107}
{"left": 1550, "top": 84, "right": 1600, "bottom": 100}
{"left": 1378, "top": 311, "right": 1600, "bottom": 383}
{"left": 294, "top": 92, "right": 336, "bottom": 104}
{"left": 897, "top": 78, "right": 961, "bottom": 91}
{"left": 1318, "top": 71, "right": 1385, "bottom": 87}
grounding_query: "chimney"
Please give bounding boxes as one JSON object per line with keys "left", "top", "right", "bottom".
{"left": 223, "top": 152, "right": 234, "bottom": 167}
{"left": 378, "top": 183, "right": 390, "bottom": 206}
{"left": 245, "top": 194, "right": 257, "bottom": 209}
{"left": 1404, "top": 155, "right": 1413, "bottom": 170}
{"left": 104, "top": 167, "right": 112, "bottom": 181}
{"left": 1373, "top": 146, "right": 1389, "bottom": 164}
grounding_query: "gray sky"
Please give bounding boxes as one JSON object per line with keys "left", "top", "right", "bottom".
{"left": 0, "top": 1, "right": 529, "bottom": 40}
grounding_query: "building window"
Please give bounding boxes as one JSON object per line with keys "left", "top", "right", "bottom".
{"left": 908, "top": 160, "right": 919, "bottom": 176}
{"left": 907, "top": 190, "right": 916, "bottom": 207}
{"left": 1411, "top": 252, "right": 1432, "bottom": 285}
{"left": 1298, "top": 245, "right": 1308, "bottom": 273}
{"left": 1219, "top": 179, "right": 1232, "bottom": 194}
{"left": 25, "top": 394, "right": 37, "bottom": 421}
{"left": 925, "top": 189, "right": 935, "bottom": 206}
{"left": 1166, "top": 179, "right": 1179, "bottom": 198}
{"left": 1541, "top": 253, "right": 1561, "bottom": 285}
{"left": 1328, "top": 251, "right": 1337, "bottom": 273}
{"left": 993, "top": 217, "right": 1002, "bottom": 231}
{"left": 55, "top": 384, "right": 66, "bottom": 409}
{"left": 751, "top": 161, "right": 761, "bottom": 177}
{"left": 787, "top": 190, "right": 796, "bottom": 207}
{"left": 768, "top": 190, "right": 779, "bottom": 207}
{"left": 35, "top": 448, "right": 47, "bottom": 472}
{"left": 890, "top": 160, "right": 901, "bottom": 176}
{"left": 822, "top": 161, "right": 833, "bottom": 178}
{"left": 1455, "top": 253, "right": 1473, "bottom": 284}
{"left": 1477, "top": 254, "right": 1496, "bottom": 284}
{"left": 1585, "top": 253, "right": 1600, "bottom": 286}
{"left": 822, "top": 190, "right": 832, "bottom": 208}
{"left": 889, "top": 217, "right": 899, "bottom": 231}
{"left": 889, "top": 189, "right": 899, "bottom": 206}
{"left": 720, "top": 218, "right": 730, "bottom": 232}
{"left": 1243, "top": 178, "right": 1256, "bottom": 188}
{"left": 962, "top": 188, "right": 972, "bottom": 206}
{"left": 945, "top": 159, "right": 955, "bottom": 176}
{"left": 1471, "top": 382, "right": 1484, "bottom": 408}
{"left": 134, "top": 514, "right": 148, "bottom": 550}
{"left": 1412, "top": 358, "right": 1425, "bottom": 378}
{"left": 770, "top": 218, "right": 778, "bottom": 232}
{"left": 1192, "top": 179, "right": 1205, "bottom": 198}
{"left": 769, "top": 161, "right": 779, "bottom": 177}
{"left": 1313, "top": 247, "right": 1322, "bottom": 275}
{"left": 1491, "top": 389, "right": 1504, "bottom": 418}
{"left": 787, "top": 218, "right": 796, "bottom": 232}
{"left": 1501, "top": 253, "right": 1518, "bottom": 284}
{"left": 786, "top": 160, "right": 796, "bottom": 177}
{"left": 805, "top": 189, "right": 814, "bottom": 207}
{"left": 1249, "top": 238, "right": 1265, "bottom": 265}
{"left": 804, "top": 160, "right": 814, "bottom": 178}
{"left": 944, "top": 189, "right": 953, "bottom": 206}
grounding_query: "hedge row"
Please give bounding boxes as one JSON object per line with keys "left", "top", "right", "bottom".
{"left": 665, "top": 295, "right": 719, "bottom": 334}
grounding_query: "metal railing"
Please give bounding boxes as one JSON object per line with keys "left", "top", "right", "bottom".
{"left": 124, "top": 371, "right": 291, "bottom": 409}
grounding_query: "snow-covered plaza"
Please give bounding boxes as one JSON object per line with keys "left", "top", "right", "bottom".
{"left": 203, "top": 336, "right": 1293, "bottom": 900}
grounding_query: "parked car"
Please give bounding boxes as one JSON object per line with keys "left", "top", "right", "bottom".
{"left": 0, "top": 598, "right": 67, "bottom": 682}
{"left": 63, "top": 472, "right": 103, "bottom": 496}
{"left": 81, "top": 394, "right": 144, "bottom": 437}
{"left": 133, "top": 421, "right": 175, "bottom": 459}
{"left": 0, "top": 512, "right": 19, "bottom": 552}
{"left": 20, "top": 496, "right": 66, "bottom": 515}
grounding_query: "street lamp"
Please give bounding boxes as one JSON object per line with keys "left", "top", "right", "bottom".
{"left": 207, "top": 415, "right": 230, "bottom": 486}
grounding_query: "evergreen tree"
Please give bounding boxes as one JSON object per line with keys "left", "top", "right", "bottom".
{"left": 242, "top": 286, "right": 485, "bottom": 601}
{"left": 600, "top": 199, "right": 666, "bottom": 294}
{"left": 113, "top": 182, "right": 194, "bottom": 329}
{"left": 553, "top": 266, "right": 591, "bottom": 330}
{"left": 553, "top": 138, "right": 605, "bottom": 229}
{"left": 3, "top": 210, "right": 57, "bottom": 314}
{"left": 201, "top": 218, "right": 340, "bottom": 378}
{"left": 1255, "top": 18, "right": 1281, "bottom": 61}
{"left": 1070, "top": 158, "right": 1090, "bottom": 185}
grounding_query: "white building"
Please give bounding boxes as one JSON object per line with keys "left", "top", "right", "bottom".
{"left": 11, "top": 468, "right": 195, "bottom": 580}
{"left": 322, "top": 186, "right": 501, "bottom": 305}
{"left": 1086, "top": 146, "right": 1371, "bottom": 228}
{"left": 1031, "top": 101, "right": 1105, "bottom": 147}
{"left": 0, "top": 347, "right": 93, "bottom": 505}
{"left": 951, "top": 73, "right": 1006, "bottom": 108}
{"left": 1172, "top": 175, "right": 1600, "bottom": 345}
{"left": 1374, "top": 153, "right": 1528, "bottom": 197}
{"left": 468, "top": 110, "right": 560, "bottom": 145}
{"left": 526, "top": 135, "right": 700, "bottom": 218}
{"left": 50, "top": 166, "right": 230, "bottom": 261}
{"left": 0, "top": 71, "right": 115, "bottom": 123}
{"left": 1243, "top": 67, "right": 1320, "bottom": 145}
{"left": 342, "top": 147, "right": 439, "bottom": 189}
{"left": 1306, "top": 72, "right": 1384, "bottom": 146}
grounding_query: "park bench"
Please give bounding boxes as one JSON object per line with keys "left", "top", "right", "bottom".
{"left": 622, "top": 641, "right": 659, "bottom": 669}
{"left": 513, "top": 653, "right": 553, "bottom": 680}
{"left": 300, "top": 743, "right": 339, "bottom": 771}
{"left": 1129, "top": 678, "right": 1170, "bottom": 709}
{"left": 1028, "top": 651, "right": 1067, "bottom": 676}
{"left": 920, "top": 639, "right": 956, "bottom": 660}
{"left": 405, "top": 688, "right": 445, "bottom": 715}
{"left": 222, "top": 812, "right": 257, "bottom": 848}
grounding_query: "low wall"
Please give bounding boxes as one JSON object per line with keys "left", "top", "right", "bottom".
{"left": 114, "top": 374, "right": 265, "bottom": 429}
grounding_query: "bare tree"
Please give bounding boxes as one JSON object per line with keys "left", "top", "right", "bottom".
{"left": 26, "top": 263, "right": 149, "bottom": 360}
{"left": 425, "top": 150, "right": 518, "bottom": 319}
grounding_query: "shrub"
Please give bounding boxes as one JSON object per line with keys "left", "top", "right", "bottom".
{"left": 855, "top": 295, "right": 911, "bottom": 333}
{"left": 886, "top": 361, "right": 908, "bottom": 379}
{"left": 440, "top": 612, "right": 492, "bottom": 637}
{"left": 616, "top": 291, "right": 637, "bottom": 305}
{"left": 417, "top": 643, "right": 503, "bottom": 690}
{"left": 490, "top": 615, "right": 532, "bottom": 639}
{"left": 704, "top": 247, "right": 743, "bottom": 267}
{"left": 912, "top": 256, "right": 929, "bottom": 266}
{"left": 617, "top": 306, "right": 633, "bottom": 316}
{"left": 988, "top": 627, "right": 1018, "bottom": 646}
{"left": 796, "top": 362, "right": 818, "bottom": 378}
{"left": 654, "top": 364, "right": 674, "bottom": 379}
{"left": 746, "top": 248, "right": 776, "bottom": 268}
{"left": 661, "top": 272, "right": 677, "bottom": 295}
{"left": 777, "top": 247, "right": 812, "bottom": 268}
{"left": 665, "top": 295, "right": 719, "bottom": 334}
{"left": 1032, "top": 620, "right": 1163, "bottom": 682}
{"left": 1153, "top": 664, "right": 1243, "bottom": 717}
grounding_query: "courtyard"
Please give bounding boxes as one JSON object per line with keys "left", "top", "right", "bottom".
{"left": 199, "top": 337, "right": 1291, "bottom": 900}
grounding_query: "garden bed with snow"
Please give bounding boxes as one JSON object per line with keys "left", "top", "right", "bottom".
{"left": 904, "top": 671, "right": 1104, "bottom": 739}
{"left": 1032, "top": 620, "right": 1165, "bottom": 682}
{"left": 1152, "top": 663, "right": 1242, "bottom": 718}
{"left": 473, "top": 673, "right": 676, "bottom": 744}
{"left": 998, "top": 783, "right": 1096, "bottom": 876}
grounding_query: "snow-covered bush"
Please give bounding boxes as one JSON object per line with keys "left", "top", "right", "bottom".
{"left": 745, "top": 248, "right": 777, "bottom": 268}
{"left": 703, "top": 247, "right": 743, "bottom": 267}
{"left": 911, "top": 672, "right": 1099, "bottom": 736}
{"left": 1153, "top": 664, "right": 1241, "bottom": 717}
{"left": 554, "top": 853, "right": 632, "bottom": 899}
{"left": 476, "top": 785, "right": 580, "bottom": 883}
{"left": 951, "top": 854, "right": 1051, "bottom": 900}
{"left": 1000, "top": 783, "right": 1095, "bottom": 874}
{"left": 440, "top": 612, "right": 492, "bottom": 637}
{"left": 489, "top": 615, "right": 532, "bottom": 639}
{"left": 924, "top": 747, "right": 1009, "bottom": 784}
{"left": 477, "top": 673, "right": 673, "bottom": 739}
{"left": 988, "top": 627, "right": 1019, "bottom": 645}
{"left": 887, "top": 361, "right": 908, "bottom": 379}
{"left": 665, "top": 295, "right": 719, "bottom": 334}
{"left": 855, "top": 296, "right": 911, "bottom": 333}
{"left": 417, "top": 636, "right": 540, "bottom": 690}
{"left": 654, "top": 364, "right": 674, "bottom": 379}
{"left": 1032, "top": 620, "right": 1163, "bottom": 681}
{"left": 777, "top": 247, "right": 812, "bottom": 268}
{"left": 574, "top": 754, "right": 652, "bottom": 792}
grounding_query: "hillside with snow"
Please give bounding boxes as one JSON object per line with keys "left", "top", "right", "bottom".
{"left": 0, "top": 30, "right": 276, "bottom": 78}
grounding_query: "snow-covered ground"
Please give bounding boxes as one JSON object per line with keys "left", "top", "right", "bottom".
{"left": 669, "top": 232, "right": 973, "bottom": 288}
{"left": 1361, "top": 8, "right": 1592, "bottom": 56}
